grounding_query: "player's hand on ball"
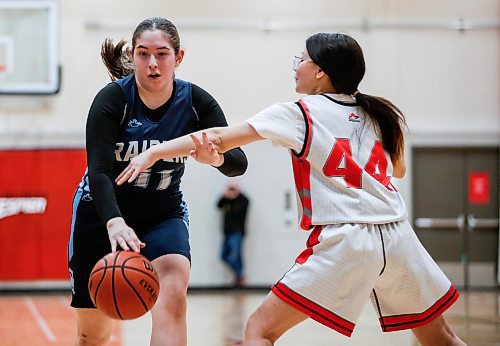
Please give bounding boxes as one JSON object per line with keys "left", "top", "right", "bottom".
{"left": 106, "top": 217, "right": 145, "bottom": 253}
{"left": 116, "top": 151, "right": 156, "bottom": 185}
{"left": 189, "top": 132, "right": 224, "bottom": 167}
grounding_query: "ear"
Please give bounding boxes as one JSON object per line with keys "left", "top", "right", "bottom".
{"left": 315, "top": 68, "right": 325, "bottom": 79}
{"left": 175, "top": 49, "right": 185, "bottom": 67}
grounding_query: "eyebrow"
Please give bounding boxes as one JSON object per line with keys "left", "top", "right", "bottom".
{"left": 136, "top": 45, "right": 171, "bottom": 50}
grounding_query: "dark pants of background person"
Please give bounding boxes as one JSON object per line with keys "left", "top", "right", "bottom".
{"left": 221, "top": 232, "right": 244, "bottom": 283}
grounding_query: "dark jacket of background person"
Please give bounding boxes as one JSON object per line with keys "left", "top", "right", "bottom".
{"left": 217, "top": 192, "right": 249, "bottom": 236}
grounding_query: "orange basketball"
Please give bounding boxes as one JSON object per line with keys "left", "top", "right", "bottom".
{"left": 88, "top": 251, "right": 160, "bottom": 320}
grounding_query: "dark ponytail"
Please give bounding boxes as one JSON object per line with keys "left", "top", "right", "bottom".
{"left": 306, "top": 33, "right": 407, "bottom": 161}
{"left": 354, "top": 93, "right": 406, "bottom": 161}
{"left": 101, "top": 38, "right": 134, "bottom": 81}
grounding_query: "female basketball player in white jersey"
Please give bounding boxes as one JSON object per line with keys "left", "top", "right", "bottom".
{"left": 116, "top": 33, "right": 465, "bottom": 345}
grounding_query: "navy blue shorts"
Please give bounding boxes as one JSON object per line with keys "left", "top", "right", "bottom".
{"left": 68, "top": 190, "right": 190, "bottom": 308}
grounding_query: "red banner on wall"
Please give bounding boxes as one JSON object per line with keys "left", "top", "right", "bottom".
{"left": 468, "top": 172, "right": 490, "bottom": 205}
{"left": 0, "top": 149, "right": 86, "bottom": 281}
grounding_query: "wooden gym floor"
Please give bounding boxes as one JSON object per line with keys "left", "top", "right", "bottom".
{"left": 0, "top": 289, "right": 498, "bottom": 345}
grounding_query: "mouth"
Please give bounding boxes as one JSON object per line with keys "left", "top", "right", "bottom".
{"left": 148, "top": 73, "right": 161, "bottom": 80}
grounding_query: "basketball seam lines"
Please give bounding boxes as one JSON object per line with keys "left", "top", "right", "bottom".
{"left": 121, "top": 258, "right": 150, "bottom": 313}
{"left": 112, "top": 252, "right": 124, "bottom": 320}
{"left": 92, "top": 258, "right": 108, "bottom": 307}
{"left": 91, "top": 266, "right": 160, "bottom": 286}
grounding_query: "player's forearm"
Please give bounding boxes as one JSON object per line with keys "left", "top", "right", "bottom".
{"left": 149, "top": 134, "right": 196, "bottom": 161}
{"left": 147, "top": 122, "right": 261, "bottom": 161}
{"left": 208, "top": 123, "right": 263, "bottom": 153}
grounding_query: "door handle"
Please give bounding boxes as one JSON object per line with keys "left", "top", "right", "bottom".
{"left": 415, "top": 215, "right": 465, "bottom": 230}
{"left": 466, "top": 214, "right": 499, "bottom": 231}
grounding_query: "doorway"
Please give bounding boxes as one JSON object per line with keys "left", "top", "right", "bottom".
{"left": 412, "top": 147, "right": 499, "bottom": 288}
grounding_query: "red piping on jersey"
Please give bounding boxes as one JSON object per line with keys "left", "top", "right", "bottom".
{"left": 291, "top": 100, "right": 314, "bottom": 230}
{"left": 378, "top": 285, "right": 459, "bottom": 332}
{"left": 296, "top": 225, "right": 323, "bottom": 264}
{"left": 297, "top": 99, "right": 313, "bottom": 160}
{"left": 272, "top": 282, "right": 355, "bottom": 337}
{"left": 292, "top": 156, "right": 313, "bottom": 230}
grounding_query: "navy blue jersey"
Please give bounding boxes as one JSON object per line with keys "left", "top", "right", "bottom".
{"left": 112, "top": 76, "right": 195, "bottom": 222}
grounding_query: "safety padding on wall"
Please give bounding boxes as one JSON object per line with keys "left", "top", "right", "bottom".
{"left": 0, "top": 149, "right": 86, "bottom": 281}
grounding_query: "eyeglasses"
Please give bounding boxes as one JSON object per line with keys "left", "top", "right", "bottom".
{"left": 293, "top": 56, "right": 311, "bottom": 70}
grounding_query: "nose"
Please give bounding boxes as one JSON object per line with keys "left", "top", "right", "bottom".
{"left": 148, "top": 55, "right": 158, "bottom": 68}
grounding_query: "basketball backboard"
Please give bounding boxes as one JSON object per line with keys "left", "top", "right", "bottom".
{"left": 0, "top": 0, "right": 60, "bottom": 94}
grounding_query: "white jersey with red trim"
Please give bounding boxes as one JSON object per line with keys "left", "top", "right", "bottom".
{"left": 246, "top": 93, "right": 406, "bottom": 229}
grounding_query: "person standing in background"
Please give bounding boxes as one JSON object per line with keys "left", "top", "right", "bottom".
{"left": 217, "top": 180, "right": 249, "bottom": 288}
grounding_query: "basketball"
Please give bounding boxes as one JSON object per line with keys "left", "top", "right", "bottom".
{"left": 88, "top": 251, "right": 160, "bottom": 320}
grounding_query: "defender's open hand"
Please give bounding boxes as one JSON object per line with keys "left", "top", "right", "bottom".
{"left": 190, "top": 132, "right": 224, "bottom": 166}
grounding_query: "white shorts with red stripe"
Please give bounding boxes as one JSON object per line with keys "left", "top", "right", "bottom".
{"left": 271, "top": 220, "right": 459, "bottom": 337}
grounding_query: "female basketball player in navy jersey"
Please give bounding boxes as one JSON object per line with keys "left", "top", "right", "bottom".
{"left": 68, "top": 17, "right": 247, "bottom": 346}
{"left": 117, "top": 33, "right": 466, "bottom": 345}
